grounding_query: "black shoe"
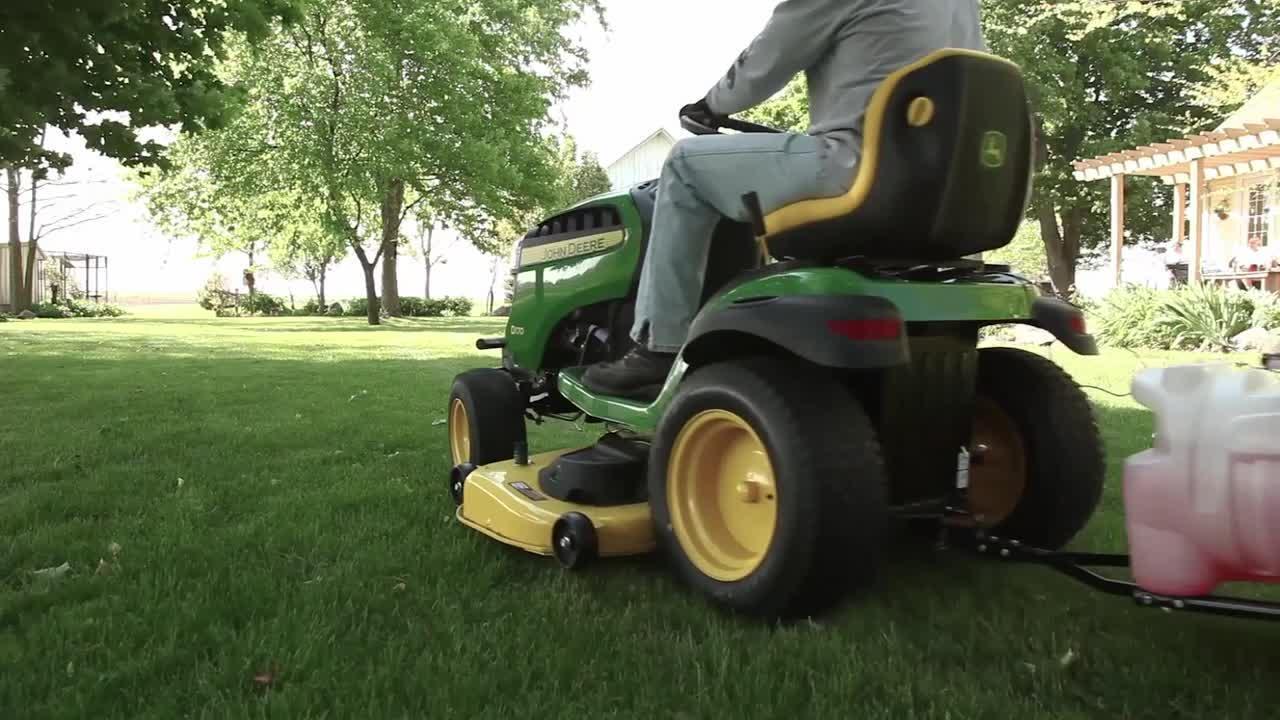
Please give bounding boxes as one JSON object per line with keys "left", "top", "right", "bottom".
{"left": 582, "top": 348, "right": 676, "bottom": 400}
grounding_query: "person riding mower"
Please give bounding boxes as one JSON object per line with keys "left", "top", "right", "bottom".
{"left": 446, "top": 2, "right": 1109, "bottom": 619}
{"left": 583, "top": 0, "right": 990, "bottom": 398}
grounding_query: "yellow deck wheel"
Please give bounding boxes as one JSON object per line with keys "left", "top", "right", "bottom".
{"left": 666, "top": 409, "right": 778, "bottom": 582}
{"left": 448, "top": 398, "right": 472, "bottom": 466}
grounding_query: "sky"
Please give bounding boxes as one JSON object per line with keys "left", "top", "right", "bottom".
{"left": 17, "top": 0, "right": 782, "bottom": 306}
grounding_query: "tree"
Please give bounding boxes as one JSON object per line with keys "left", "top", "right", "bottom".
{"left": 268, "top": 202, "right": 347, "bottom": 308}
{"left": 411, "top": 211, "right": 459, "bottom": 300}
{"left": 983, "top": 0, "right": 1280, "bottom": 293}
{"left": 206, "top": 0, "right": 602, "bottom": 324}
{"left": 570, "top": 150, "right": 612, "bottom": 202}
{"left": 4, "top": 131, "right": 116, "bottom": 312}
{"left": 135, "top": 137, "right": 306, "bottom": 308}
{"left": 0, "top": 0, "right": 299, "bottom": 171}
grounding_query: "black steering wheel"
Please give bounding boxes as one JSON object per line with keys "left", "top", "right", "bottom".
{"left": 680, "top": 112, "right": 782, "bottom": 136}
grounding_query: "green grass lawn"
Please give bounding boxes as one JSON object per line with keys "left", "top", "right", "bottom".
{"left": 2, "top": 315, "right": 1276, "bottom": 719}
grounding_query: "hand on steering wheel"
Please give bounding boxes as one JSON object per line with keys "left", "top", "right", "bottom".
{"left": 679, "top": 99, "right": 723, "bottom": 135}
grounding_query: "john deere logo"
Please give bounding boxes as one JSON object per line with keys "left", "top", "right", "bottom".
{"left": 980, "top": 131, "right": 1008, "bottom": 169}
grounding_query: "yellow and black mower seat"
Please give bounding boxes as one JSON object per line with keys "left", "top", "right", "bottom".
{"left": 763, "top": 49, "right": 1034, "bottom": 262}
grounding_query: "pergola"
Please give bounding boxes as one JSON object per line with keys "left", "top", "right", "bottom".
{"left": 1072, "top": 115, "right": 1280, "bottom": 286}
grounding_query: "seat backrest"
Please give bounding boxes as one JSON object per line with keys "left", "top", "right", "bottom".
{"left": 764, "top": 49, "right": 1034, "bottom": 263}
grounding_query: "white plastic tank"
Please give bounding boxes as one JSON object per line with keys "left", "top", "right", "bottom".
{"left": 1125, "top": 364, "right": 1280, "bottom": 596}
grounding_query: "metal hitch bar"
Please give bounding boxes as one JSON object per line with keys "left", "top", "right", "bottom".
{"left": 956, "top": 531, "right": 1280, "bottom": 623}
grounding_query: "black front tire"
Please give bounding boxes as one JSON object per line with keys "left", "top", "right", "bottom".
{"left": 973, "top": 347, "right": 1105, "bottom": 549}
{"left": 649, "top": 358, "right": 889, "bottom": 618}
{"left": 447, "top": 369, "right": 527, "bottom": 466}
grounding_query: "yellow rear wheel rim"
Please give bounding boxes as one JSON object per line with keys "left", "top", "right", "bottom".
{"left": 449, "top": 398, "right": 471, "bottom": 465}
{"left": 968, "top": 396, "right": 1028, "bottom": 527}
{"left": 667, "top": 410, "right": 778, "bottom": 582}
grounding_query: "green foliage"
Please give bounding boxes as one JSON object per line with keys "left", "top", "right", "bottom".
{"left": 985, "top": 223, "right": 1050, "bottom": 280}
{"left": 197, "top": 274, "right": 235, "bottom": 314}
{"left": 350, "top": 296, "right": 472, "bottom": 318}
{"left": 32, "top": 302, "right": 73, "bottom": 319}
{"left": 344, "top": 297, "right": 370, "bottom": 318}
{"left": 1097, "top": 283, "right": 1272, "bottom": 352}
{"left": 565, "top": 147, "right": 613, "bottom": 204}
{"left": 242, "top": 292, "right": 288, "bottom": 316}
{"left": 1155, "top": 283, "right": 1256, "bottom": 352}
{"left": 28, "top": 298, "right": 124, "bottom": 319}
{"left": 61, "top": 297, "right": 125, "bottom": 318}
{"left": 741, "top": 77, "right": 809, "bottom": 132}
{"left": 1249, "top": 289, "right": 1280, "bottom": 330}
{"left": 0, "top": 0, "right": 300, "bottom": 170}
{"left": 1096, "top": 286, "right": 1184, "bottom": 350}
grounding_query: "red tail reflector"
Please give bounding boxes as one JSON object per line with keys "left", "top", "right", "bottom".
{"left": 827, "top": 318, "right": 902, "bottom": 341}
{"left": 1068, "top": 313, "right": 1088, "bottom": 335}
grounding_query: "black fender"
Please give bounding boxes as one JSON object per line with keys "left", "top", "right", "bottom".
{"left": 683, "top": 294, "right": 909, "bottom": 369}
{"left": 1030, "top": 297, "right": 1098, "bottom": 355}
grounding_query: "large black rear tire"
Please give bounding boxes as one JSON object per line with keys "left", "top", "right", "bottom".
{"left": 969, "top": 347, "right": 1104, "bottom": 549}
{"left": 447, "top": 369, "right": 527, "bottom": 467}
{"left": 649, "top": 358, "right": 888, "bottom": 618}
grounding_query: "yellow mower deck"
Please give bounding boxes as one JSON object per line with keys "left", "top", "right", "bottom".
{"left": 456, "top": 449, "right": 655, "bottom": 558}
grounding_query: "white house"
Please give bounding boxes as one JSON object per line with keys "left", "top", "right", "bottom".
{"left": 605, "top": 129, "right": 678, "bottom": 191}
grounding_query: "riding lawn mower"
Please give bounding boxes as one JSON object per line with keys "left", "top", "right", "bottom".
{"left": 445, "top": 49, "right": 1280, "bottom": 621}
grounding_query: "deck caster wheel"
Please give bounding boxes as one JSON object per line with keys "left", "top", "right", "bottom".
{"left": 552, "top": 512, "right": 598, "bottom": 570}
{"left": 450, "top": 463, "right": 475, "bottom": 506}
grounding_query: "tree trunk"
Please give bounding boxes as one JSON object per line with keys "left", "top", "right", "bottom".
{"left": 379, "top": 178, "right": 404, "bottom": 316}
{"left": 1038, "top": 203, "right": 1077, "bottom": 296}
{"left": 23, "top": 238, "right": 38, "bottom": 308}
{"left": 318, "top": 265, "right": 327, "bottom": 309}
{"left": 487, "top": 256, "right": 500, "bottom": 314}
{"left": 422, "top": 224, "right": 434, "bottom": 299}
{"left": 352, "top": 242, "right": 381, "bottom": 326}
{"left": 6, "top": 167, "right": 22, "bottom": 311}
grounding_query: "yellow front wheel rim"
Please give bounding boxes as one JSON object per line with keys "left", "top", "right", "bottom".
{"left": 449, "top": 398, "right": 471, "bottom": 465}
{"left": 667, "top": 410, "right": 778, "bottom": 582}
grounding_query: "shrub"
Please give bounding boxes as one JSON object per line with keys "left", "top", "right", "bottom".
{"left": 1098, "top": 284, "right": 1265, "bottom": 352}
{"left": 442, "top": 296, "right": 473, "bottom": 317}
{"left": 327, "top": 302, "right": 344, "bottom": 317}
{"left": 242, "top": 292, "right": 287, "bottom": 316}
{"left": 398, "top": 296, "right": 429, "bottom": 317}
{"left": 300, "top": 298, "right": 324, "bottom": 316}
{"left": 1247, "top": 289, "right": 1280, "bottom": 331}
{"left": 33, "top": 302, "right": 73, "bottom": 318}
{"left": 391, "top": 296, "right": 473, "bottom": 317}
{"left": 1154, "top": 283, "right": 1256, "bottom": 352}
{"left": 345, "top": 297, "right": 370, "bottom": 317}
{"left": 1096, "top": 286, "right": 1180, "bottom": 350}
{"left": 61, "top": 297, "right": 125, "bottom": 317}
{"left": 197, "top": 273, "right": 236, "bottom": 314}
{"left": 27, "top": 298, "right": 125, "bottom": 319}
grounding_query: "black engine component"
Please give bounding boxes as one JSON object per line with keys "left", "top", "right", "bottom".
{"left": 538, "top": 434, "right": 649, "bottom": 506}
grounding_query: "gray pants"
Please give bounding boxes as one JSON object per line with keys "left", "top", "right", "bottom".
{"left": 631, "top": 131, "right": 855, "bottom": 352}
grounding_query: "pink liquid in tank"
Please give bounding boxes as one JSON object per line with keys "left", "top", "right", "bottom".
{"left": 1124, "top": 364, "right": 1280, "bottom": 596}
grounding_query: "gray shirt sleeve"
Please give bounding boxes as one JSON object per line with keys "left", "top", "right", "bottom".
{"left": 704, "top": 0, "right": 845, "bottom": 115}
